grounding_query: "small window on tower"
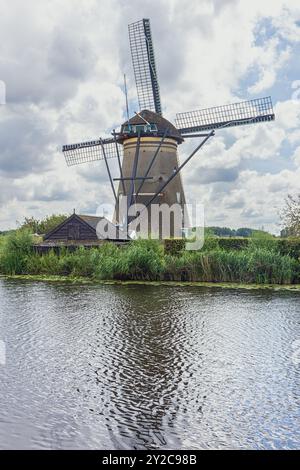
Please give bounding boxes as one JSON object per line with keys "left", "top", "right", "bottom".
{"left": 136, "top": 124, "right": 145, "bottom": 133}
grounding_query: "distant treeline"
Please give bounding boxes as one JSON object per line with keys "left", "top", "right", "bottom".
{"left": 206, "top": 227, "right": 270, "bottom": 238}
{"left": 0, "top": 230, "right": 14, "bottom": 236}
{"left": 1, "top": 215, "right": 272, "bottom": 239}
{"left": 1, "top": 212, "right": 274, "bottom": 239}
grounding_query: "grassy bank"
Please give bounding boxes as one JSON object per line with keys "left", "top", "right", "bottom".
{"left": 2, "top": 274, "right": 300, "bottom": 291}
{"left": 1, "top": 230, "right": 300, "bottom": 285}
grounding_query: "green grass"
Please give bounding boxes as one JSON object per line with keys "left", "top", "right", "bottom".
{"left": 3, "top": 274, "right": 300, "bottom": 292}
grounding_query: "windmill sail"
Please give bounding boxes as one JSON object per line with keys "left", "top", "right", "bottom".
{"left": 129, "top": 18, "right": 162, "bottom": 114}
{"left": 62, "top": 138, "right": 123, "bottom": 166}
{"left": 176, "top": 96, "right": 275, "bottom": 134}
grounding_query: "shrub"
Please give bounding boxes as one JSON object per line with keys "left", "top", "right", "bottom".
{"left": 123, "top": 239, "right": 164, "bottom": 280}
{"left": 94, "top": 243, "right": 126, "bottom": 280}
{"left": 25, "top": 246, "right": 103, "bottom": 277}
{"left": 164, "top": 238, "right": 186, "bottom": 256}
{"left": 164, "top": 248, "right": 298, "bottom": 284}
{"left": 57, "top": 247, "right": 101, "bottom": 277}
{"left": 247, "top": 248, "right": 296, "bottom": 284}
{"left": 218, "top": 238, "right": 250, "bottom": 251}
{"left": 202, "top": 236, "right": 220, "bottom": 252}
{"left": 164, "top": 251, "right": 198, "bottom": 281}
{"left": 0, "top": 230, "right": 33, "bottom": 274}
{"left": 204, "top": 250, "right": 250, "bottom": 282}
{"left": 248, "top": 233, "right": 277, "bottom": 252}
{"left": 277, "top": 238, "right": 300, "bottom": 260}
{"left": 1, "top": 229, "right": 299, "bottom": 285}
{"left": 26, "top": 253, "right": 43, "bottom": 274}
{"left": 94, "top": 239, "right": 164, "bottom": 281}
{"left": 40, "top": 250, "right": 61, "bottom": 275}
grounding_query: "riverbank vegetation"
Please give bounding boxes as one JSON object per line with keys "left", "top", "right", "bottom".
{"left": 1, "top": 229, "right": 300, "bottom": 285}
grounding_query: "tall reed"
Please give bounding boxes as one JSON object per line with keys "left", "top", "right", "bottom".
{"left": 0, "top": 232, "right": 299, "bottom": 284}
{"left": 0, "top": 230, "right": 33, "bottom": 274}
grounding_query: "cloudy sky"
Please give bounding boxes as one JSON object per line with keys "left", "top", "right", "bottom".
{"left": 0, "top": 0, "right": 300, "bottom": 233}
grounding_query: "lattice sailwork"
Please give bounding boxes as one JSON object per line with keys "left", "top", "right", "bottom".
{"left": 128, "top": 18, "right": 162, "bottom": 114}
{"left": 62, "top": 138, "right": 123, "bottom": 167}
{"left": 175, "top": 96, "right": 275, "bottom": 134}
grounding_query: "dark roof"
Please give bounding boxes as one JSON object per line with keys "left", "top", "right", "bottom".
{"left": 43, "top": 213, "right": 128, "bottom": 241}
{"left": 77, "top": 214, "right": 128, "bottom": 240}
{"left": 78, "top": 214, "right": 104, "bottom": 230}
{"left": 119, "top": 110, "right": 183, "bottom": 143}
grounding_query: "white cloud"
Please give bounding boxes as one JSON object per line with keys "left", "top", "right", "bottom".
{"left": 272, "top": 7, "right": 300, "bottom": 42}
{"left": 202, "top": 167, "right": 300, "bottom": 233}
{"left": 275, "top": 99, "right": 300, "bottom": 130}
{"left": 292, "top": 146, "right": 300, "bottom": 165}
{"left": 248, "top": 39, "right": 291, "bottom": 94}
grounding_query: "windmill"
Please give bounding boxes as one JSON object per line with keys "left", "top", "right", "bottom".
{"left": 62, "top": 18, "right": 275, "bottom": 239}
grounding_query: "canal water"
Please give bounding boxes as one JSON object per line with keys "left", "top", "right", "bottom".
{"left": 0, "top": 279, "right": 299, "bottom": 449}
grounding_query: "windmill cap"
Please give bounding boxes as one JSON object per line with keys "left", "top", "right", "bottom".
{"left": 119, "top": 109, "right": 184, "bottom": 143}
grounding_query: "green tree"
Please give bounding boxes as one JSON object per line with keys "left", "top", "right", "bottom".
{"left": 280, "top": 194, "right": 300, "bottom": 237}
{"left": 20, "top": 214, "right": 69, "bottom": 234}
{"left": 20, "top": 216, "right": 40, "bottom": 233}
{"left": 38, "top": 214, "right": 69, "bottom": 234}
{"left": 236, "top": 228, "right": 253, "bottom": 237}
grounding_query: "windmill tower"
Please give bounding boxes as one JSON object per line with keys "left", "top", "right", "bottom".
{"left": 115, "top": 111, "right": 187, "bottom": 238}
{"left": 62, "top": 18, "right": 275, "bottom": 240}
